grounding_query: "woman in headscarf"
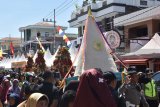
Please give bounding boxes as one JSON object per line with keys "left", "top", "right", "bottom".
{"left": 59, "top": 90, "right": 76, "bottom": 107}
{"left": 25, "top": 93, "right": 49, "bottom": 107}
{"left": 8, "top": 79, "right": 21, "bottom": 96}
{"left": 17, "top": 84, "right": 39, "bottom": 107}
{"left": 64, "top": 81, "right": 79, "bottom": 93}
{"left": 8, "top": 93, "right": 20, "bottom": 107}
{"left": 73, "top": 68, "right": 117, "bottom": 107}
{"left": 1, "top": 79, "right": 10, "bottom": 105}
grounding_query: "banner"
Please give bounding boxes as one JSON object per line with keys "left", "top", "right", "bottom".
{"left": 11, "top": 61, "right": 26, "bottom": 68}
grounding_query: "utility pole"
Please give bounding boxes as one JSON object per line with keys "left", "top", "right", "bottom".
{"left": 54, "top": 9, "right": 56, "bottom": 53}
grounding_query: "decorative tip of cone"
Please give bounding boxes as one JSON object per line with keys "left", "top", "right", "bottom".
{"left": 88, "top": 8, "right": 92, "bottom": 16}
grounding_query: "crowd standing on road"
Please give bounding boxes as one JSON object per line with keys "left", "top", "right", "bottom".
{"left": 0, "top": 67, "right": 159, "bottom": 107}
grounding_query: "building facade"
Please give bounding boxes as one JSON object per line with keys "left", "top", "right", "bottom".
{"left": 0, "top": 37, "right": 22, "bottom": 55}
{"left": 114, "top": 5, "right": 160, "bottom": 72}
{"left": 19, "top": 20, "right": 77, "bottom": 54}
{"left": 68, "top": 0, "right": 160, "bottom": 54}
{"left": 114, "top": 5, "right": 160, "bottom": 52}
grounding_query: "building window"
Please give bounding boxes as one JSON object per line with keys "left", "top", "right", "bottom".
{"left": 140, "top": 0, "right": 147, "bottom": 5}
{"left": 87, "top": 6, "right": 91, "bottom": 11}
{"left": 3, "top": 45, "right": 6, "bottom": 49}
{"left": 45, "top": 32, "right": 49, "bottom": 37}
{"left": 105, "top": 17, "right": 114, "bottom": 31}
{"left": 37, "top": 31, "right": 41, "bottom": 38}
{"left": 78, "top": 27, "right": 82, "bottom": 37}
{"left": 81, "top": 9, "right": 84, "bottom": 14}
{"left": 129, "top": 26, "right": 148, "bottom": 38}
{"left": 137, "top": 27, "right": 148, "bottom": 37}
{"left": 26, "top": 29, "right": 31, "bottom": 41}
{"left": 97, "top": 21, "right": 105, "bottom": 32}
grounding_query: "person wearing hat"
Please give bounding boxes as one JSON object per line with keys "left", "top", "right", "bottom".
{"left": 103, "top": 71, "right": 118, "bottom": 103}
{"left": 141, "top": 68, "right": 159, "bottom": 107}
{"left": 38, "top": 70, "right": 59, "bottom": 107}
{"left": 8, "top": 79, "right": 21, "bottom": 96}
{"left": 7, "top": 93, "right": 20, "bottom": 107}
{"left": 118, "top": 68, "right": 149, "bottom": 107}
{"left": 20, "top": 72, "right": 35, "bottom": 101}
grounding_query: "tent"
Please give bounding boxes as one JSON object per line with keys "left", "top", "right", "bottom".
{"left": 33, "top": 50, "right": 38, "bottom": 62}
{"left": 51, "top": 45, "right": 60, "bottom": 64}
{"left": 69, "top": 41, "right": 78, "bottom": 63}
{"left": 20, "top": 54, "right": 27, "bottom": 62}
{"left": 122, "top": 33, "right": 160, "bottom": 59}
{"left": 74, "top": 10, "right": 118, "bottom": 76}
{"left": 5, "top": 57, "right": 12, "bottom": 69}
{"left": 44, "top": 48, "right": 53, "bottom": 67}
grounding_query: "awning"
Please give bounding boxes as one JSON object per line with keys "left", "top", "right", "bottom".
{"left": 115, "top": 59, "right": 148, "bottom": 64}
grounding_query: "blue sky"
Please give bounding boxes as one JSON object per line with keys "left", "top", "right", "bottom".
{"left": 0, "top": 0, "right": 82, "bottom": 38}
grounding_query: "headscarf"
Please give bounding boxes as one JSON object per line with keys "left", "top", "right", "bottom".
{"left": 73, "top": 69, "right": 117, "bottom": 107}
{"left": 13, "top": 79, "right": 19, "bottom": 87}
{"left": 26, "top": 93, "right": 49, "bottom": 107}
{"left": 59, "top": 90, "right": 76, "bottom": 107}
{"left": 8, "top": 93, "right": 20, "bottom": 107}
{"left": 64, "top": 80, "right": 79, "bottom": 92}
{"left": 9, "top": 79, "right": 20, "bottom": 96}
{"left": 1, "top": 79, "right": 10, "bottom": 102}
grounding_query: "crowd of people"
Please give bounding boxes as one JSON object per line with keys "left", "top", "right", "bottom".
{"left": 0, "top": 67, "right": 159, "bottom": 107}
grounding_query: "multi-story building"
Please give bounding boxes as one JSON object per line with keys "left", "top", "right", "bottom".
{"left": 19, "top": 20, "right": 77, "bottom": 54}
{"left": 114, "top": 5, "right": 160, "bottom": 53}
{"left": 0, "top": 37, "right": 22, "bottom": 55}
{"left": 68, "top": 0, "right": 160, "bottom": 53}
{"left": 114, "top": 5, "right": 160, "bottom": 72}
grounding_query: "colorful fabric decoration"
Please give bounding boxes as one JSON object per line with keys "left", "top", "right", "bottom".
{"left": 57, "top": 26, "right": 71, "bottom": 47}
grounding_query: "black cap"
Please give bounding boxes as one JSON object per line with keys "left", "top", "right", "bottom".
{"left": 103, "top": 71, "right": 116, "bottom": 84}
{"left": 42, "top": 71, "right": 53, "bottom": 80}
{"left": 127, "top": 67, "right": 137, "bottom": 75}
{"left": 145, "top": 68, "right": 151, "bottom": 73}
